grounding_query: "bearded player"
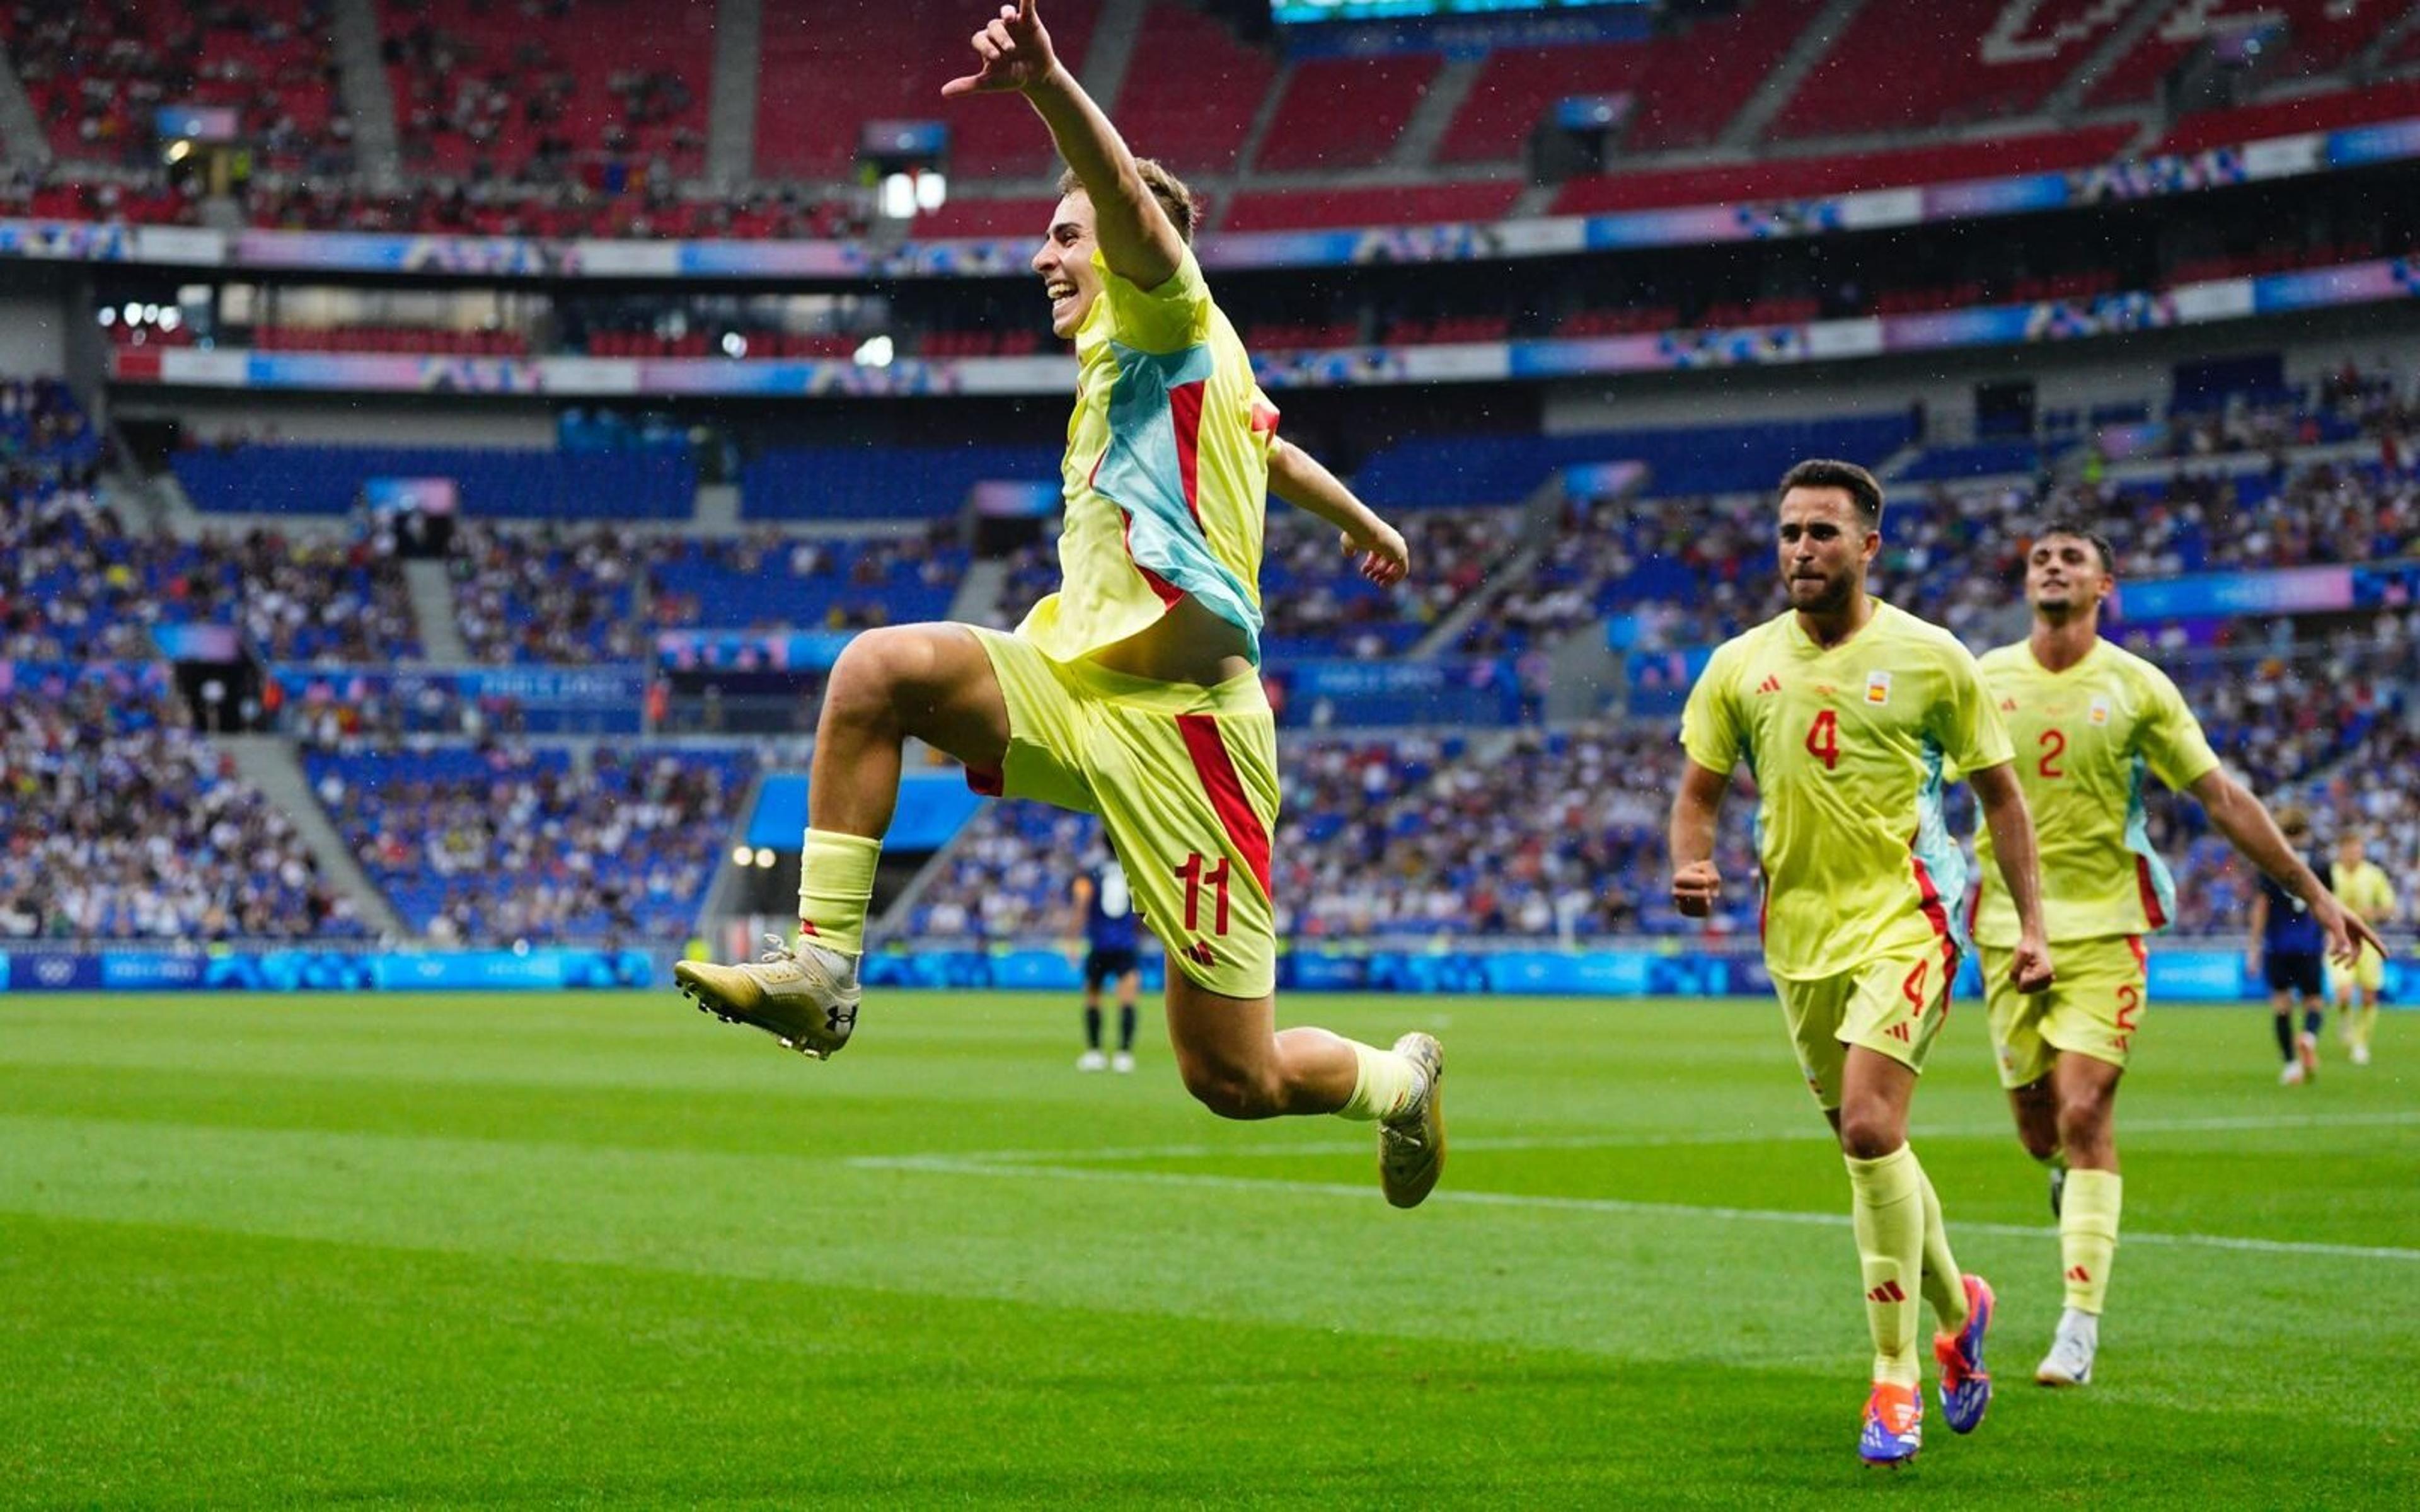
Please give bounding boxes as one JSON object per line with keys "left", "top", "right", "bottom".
{"left": 1971, "top": 520, "right": 2379, "bottom": 1386}
{"left": 676, "top": 0, "right": 1447, "bottom": 1207}
{"left": 1671, "top": 459, "right": 2056, "bottom": 1465}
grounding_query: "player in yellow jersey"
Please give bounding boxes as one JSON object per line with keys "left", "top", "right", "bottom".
{"left": 1971, "top": 520, "right": 2382, "bottom": 1387}
{"left": 2325, "top": 827, "right": 2398, "bottom": 1066}
{"left": 1672, "top": 459, "right": 2056, "bottom": 1465}
{"left": 676, "top": 0, "right": 1449, "bottom": 1208}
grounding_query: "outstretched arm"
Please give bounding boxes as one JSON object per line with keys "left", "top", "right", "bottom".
{"left": 1269, "top": 439, "right": 1408, "bottom": 587}
{"left": 943, "top": 1, "right": 1183, "bottom": 289}
{"left": 2190, "top": 769, "right": 2382, "bottom": 966}
{"left": 1969, "top": 760, "right": 2056, "bottom": 992}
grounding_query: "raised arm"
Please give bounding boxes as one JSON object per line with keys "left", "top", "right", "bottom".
{"left": 1269, "top": 438, "right": 1409, "bottom": 587}
{"left": 1968, "top": 760, "right": 2056, "bottom": 992}
{"left": 2189, "top": 769, "right": 2382, "bottom": 966}
{"left": 1668, "top": 760, "right": 1731, "bottom": 919}
{"left": 943, "top": 1, "right": 1184, "bottom": 289}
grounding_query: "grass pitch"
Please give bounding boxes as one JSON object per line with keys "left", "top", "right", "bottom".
{"left": 1, "top": 988, "right": 2413, "bottom": 1509}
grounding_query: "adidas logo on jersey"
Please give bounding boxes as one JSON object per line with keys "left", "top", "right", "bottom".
{"left": 1756, "top": 674, "right": 1782, "bottom": 696}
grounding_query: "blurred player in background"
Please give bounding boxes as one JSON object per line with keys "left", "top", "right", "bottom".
{"left": 1671, "top": 459, "right": 2054, "bottom": 1465}
{"left": 677, "top": 0, "right": 1448, "bottom": 1208}
{"left": 1071, "top": 855, "right": 1141, "bottom": 1073}
{"left": 2248, "top": 806, "right": 2354, "bottom": 1085}
{"left": 1972, "top": 521, "right": 2380, "bottom": 1388}
{"left": 2325, "top": 827, "right": 2397, "bottom": 1066}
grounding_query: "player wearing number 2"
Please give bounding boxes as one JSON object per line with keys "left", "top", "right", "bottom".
{"left": 675, "top": 0, "right": 1448, "bottom": 1208}
{"left": 1971, "top": 520, "right": 2381, "bottom": 1387}
{"left": 1671, "top": 459, "right": 2056, "bottom": 1466}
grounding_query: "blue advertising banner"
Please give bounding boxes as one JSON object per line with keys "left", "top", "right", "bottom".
{"left": 2, "top": 946, "right": 2409, "bottom": 1000}
{"left": 274, "top": 665, "right": 649, "bottom": 734}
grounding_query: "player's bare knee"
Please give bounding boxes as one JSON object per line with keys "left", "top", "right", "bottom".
{"left": 1835, "top": 1105, "right": 1903, "bottom": 1160}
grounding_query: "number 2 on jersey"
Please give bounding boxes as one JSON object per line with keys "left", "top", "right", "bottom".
{"left": 2038, "top": 728, "right": 2066, "bottom": 779}
{"left": 1806, "top": 708, "right": 1841, "bottom": 771}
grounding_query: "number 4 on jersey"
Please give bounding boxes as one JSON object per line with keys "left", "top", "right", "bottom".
{"left": 1806, "top": 708, "right": 1841, "bottom": 771}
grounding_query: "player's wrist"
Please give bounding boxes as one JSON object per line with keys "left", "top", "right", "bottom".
{"left": 1019, "top": 59, "right": 1073, "bottom": 98}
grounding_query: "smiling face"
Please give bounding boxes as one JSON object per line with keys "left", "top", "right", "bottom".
{"left": 2026, "top": 532, "right": 2112, "bottom": 621}
{"left": 1775, "top": 485, "right": 1877, "bottom": 617}
{"left": 1031, "top": 191, "right": 1103, "bottom": 340}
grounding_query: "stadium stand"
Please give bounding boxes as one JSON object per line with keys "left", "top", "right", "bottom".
{"left": 381, "top": 0, "right": 712, "bottom": 182}
{"left": 1769, "top": 0, "right": 2122, "bottom": 141}
{"left": 2155, "top": 77, "right": 2420, "bottom": 155}
{"left": 1253, "top": 53, "right": 1439, "bottom": 173}
{"left": 1107, "top": 0, "right": 1277, "bottom": 175}
{"left": 740, "top": 442, "right": 1061, "bottom": 522}
{"left": 757, "top": 0, "right": 1102, "bottom": 180}
{"left": 450, "top": 523, "right": 645, "bottom": 665}
{"left": 0, "top": 664, "right": 368, "bottom": 941}
{"left": 1548, "top": 126, "right": 2138, "bottom": 216}
{"left": 2085, "top": 0, "right": 2387, "bottom": 110}
{"left": 3, "top": 0, "right": 340, "bottom": 169}
{"left": 645, "top": 532, "right": 967, "bottom": 632}
{"left": 304, "top": 741, "right": 751, "bottom": 944}
{"left": 1218, "top": 181, "right": 1523, "bottom": 233}
{"left": 170, "top": 441, "right": 698, "bottom": 520}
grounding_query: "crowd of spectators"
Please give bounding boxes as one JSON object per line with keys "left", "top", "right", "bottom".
{"left": 0, "top": 665, "right": 366, "bottom": 941}
{"left": 3, "top": 0, "right": 343, "bottom": 171}
{"left": 451, "top": 522, "right": 647, "bottom": 664}
{"left": 306, "top": 741, "right": 748, "bottom": 944}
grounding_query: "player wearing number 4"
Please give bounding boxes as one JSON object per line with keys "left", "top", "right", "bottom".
{"left": 1672, "top": 459, "right": 2057, "bottom": 1466}
{"left": 1971, "top": 521, "right": 2382, "bottom": 1389}
{"left": 674, "top": 0, "right": 1448, "bottom": 1209}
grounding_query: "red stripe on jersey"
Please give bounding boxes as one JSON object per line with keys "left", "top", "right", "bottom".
{"left": 1176, "top": 714, "right": 1271, "bottom": 901}
{"left": 1909, "top": 849, "right": 1959, "bottom": 1009}
{"left": 2133, "top": 855, "right": 2168, "bottom": 929}
{"left": 1169, "top": 379, "right": 1207, "bottom": 528}
{"left": 2126, "top": 934, "right": 2147, "bottom": 972}
{"left": 1120, "top": 508, "right": 1186, "bottom": 609}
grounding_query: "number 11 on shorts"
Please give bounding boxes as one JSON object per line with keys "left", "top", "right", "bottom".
{"left": 1175, "top": 852, "right": 1232, "bottom": 935}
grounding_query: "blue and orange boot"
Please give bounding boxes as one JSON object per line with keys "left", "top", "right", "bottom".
{"left": 1932, "top": 1273, "right": 1996, "bottom": 1433}
{"left": 1858, "top": 1381, "right": 1923, "bottom": 1465}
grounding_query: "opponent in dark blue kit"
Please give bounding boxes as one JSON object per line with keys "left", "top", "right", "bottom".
{"left": 2249, "top": 806, "right": 2329, "bottom": 1084}
{"left": 1073, "top": 856, "right": 1142, "bottom": 1073}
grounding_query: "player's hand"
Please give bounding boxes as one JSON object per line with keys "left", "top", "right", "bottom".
{"left": 1671, "top": 859, "right": 1721, "bottom": 919}
{"left": 2317, "top": 899, "right": 2385, "bottom": 969}
{"left": 1340, "top": 520, "right": 1409, "bottom": 588}
{"left": 941, "top": 0, "right": 1059, "bottom": 97}
{"left": 2008, "top": 933, "right": 2055, "bottom": 994}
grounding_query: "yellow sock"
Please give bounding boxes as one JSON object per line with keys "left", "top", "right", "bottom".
{"left": 1335, "top": 1040, "right": 1422, "bottom": 1122}
{"left": 1845, "top": 1145, "right": 1925, "bottom": 1387}
{"left": 2355, "top": 1003, "right": 2378, "bottom": 1053}
{"left": 1913, "top": 1159, "right": 1969, "bottom": 1334}
{"left": 2060, "top": 1169, "right": 2123, "bottom": 1314}
{"left": 797, "top": 828, "right": 881, "bottom": 957}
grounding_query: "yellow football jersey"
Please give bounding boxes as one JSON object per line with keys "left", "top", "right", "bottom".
{"left": 2332, "top": 857, "right": 2397, "bottom": 922}
{"left": 1018, "top": 245, "right": 1282, "bottom": 667}
{"left": 1971, "top": 638, "right": 2221, "bottom": 948}
{"left": 1681, "top": 602, "right": 2015, "bottom": 981}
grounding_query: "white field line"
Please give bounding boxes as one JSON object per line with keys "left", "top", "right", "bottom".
{"left": 888, "top": 1108, "right": 2420, "bottom": 1169}
{"left": 846, "top": 1154, "right": 2420, "bottom": 1264}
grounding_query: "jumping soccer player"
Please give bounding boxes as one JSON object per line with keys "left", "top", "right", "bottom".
{"left": 1671, "top": 459, "right": 2054, "bottom": 1466}
{"left": 1973, "top": 522, "right": 2378, "bottom": 1387}
{"left": 1071, "top": 854, "right": 1141, "bottom": 1073}
{"left": 675, "top": 0, "right": 1447, "bottom": 1208}
{"left": 2325, "top": 827, "right": 2397, "bottom": 1067}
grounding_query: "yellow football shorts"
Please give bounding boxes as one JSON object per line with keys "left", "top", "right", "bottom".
{"left": 964, "top": 625, "right": 1279, "bottom": 999}
{"left": 2328, "top": 948, "right": 2387, "bottom": 997}
{"left": 1774, "top": 936, "right": 1960, "bottom": 1111}
{"left": 1983, "top": 934, "right": 2146, "bottom": 1087}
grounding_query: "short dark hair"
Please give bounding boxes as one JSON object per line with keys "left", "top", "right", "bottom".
{"left": 1057, "top": 159, "right": 1199, "bottom": 244}
{"left": 1777, "top": 458, "right": 1884, "bottom": 529}
{"left": 2031, "top": 517, "right": 2117, "bottom": 575}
